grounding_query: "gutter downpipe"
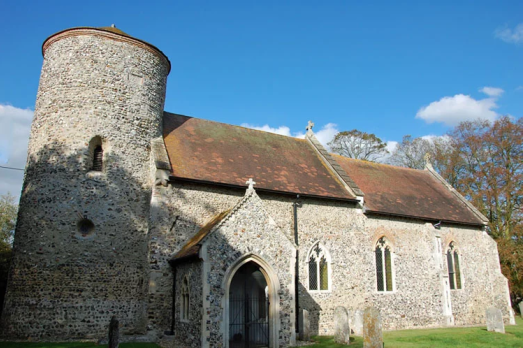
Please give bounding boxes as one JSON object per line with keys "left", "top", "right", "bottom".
{"left": 293, "top": 195, "right": 301, "bottom": 334}
{"left": 165, "top": 262, "right": 176, "bottom": 336}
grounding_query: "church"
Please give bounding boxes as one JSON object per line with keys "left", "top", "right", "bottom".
{"left": 0, "top": 26, "right": 514, "bottom": 347}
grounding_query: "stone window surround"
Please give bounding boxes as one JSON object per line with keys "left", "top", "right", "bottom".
{"left": 180, "top": 275, "right": 190, "bottom": 322}
{"left": 307, "top": 241, "right": 332, "bottom": 293}
{"left": 446, "top": 241, "right": 463, "bottom": 291}
{"left": 375, "top": 236, "right": 396, "bottom": 293}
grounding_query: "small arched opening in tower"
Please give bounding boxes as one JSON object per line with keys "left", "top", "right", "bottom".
{"left": 88, "top": 136, "right": 104, "bottom": 172}
{"left": 92, "top": 145, "right": 103, "bottom": 171}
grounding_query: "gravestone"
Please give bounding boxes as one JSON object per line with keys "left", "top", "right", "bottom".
{"left": 486, "top": 307, "right": 505, "bottom": 334}
{"left": 363, "top": 307, "right": 383, "bottom": 348}
{"left": 299, "top": 309, "right": 310, "bottom": 341}
{"left": 351, "top": 309, "right": 364, "bottom": 336}
{"left": 519, "top": 302, "right": 523, "bottom": 318}
{"left": 334, "top": 306, "right": 350, "bottom": 344}
{"left": 109, "top": 316, "right": 120, "bottom": 348}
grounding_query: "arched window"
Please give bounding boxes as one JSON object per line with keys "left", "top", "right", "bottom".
{"left": 89, "top": 136, "right": 104, "bottom": 172}
{"left": 181, "top": 276, "right": 190, "bottom": 321}
{"left": 375, "top": 237, "right": 394, "bottom": 292}
{"left": 308, "top": 242, "right": 330, "bottom": 291}
{"left": 447, "top": 242, "right": 462, "bottom": 290}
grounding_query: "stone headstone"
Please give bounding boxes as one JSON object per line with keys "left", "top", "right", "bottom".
{"left": 334, "top": 306, "right": 350, "bottom": 344}
{"left": 299, "top": 309, "right": 310, "bottom": 341}
{"left": 519, "top": 302, "right": 523, "bottom": 319}
{"left": 363, "top": 307, "right": 383, "bottom": 348}
{"left": 109, "top": 316, "right": 120, "bottom": 348}
{"left": 486, "top": 307, "right": 505, "bottom": 334}
{"left": 351, "top": 309, "right": 364, "bottom": 336}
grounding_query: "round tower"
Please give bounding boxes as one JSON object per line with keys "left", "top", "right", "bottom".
{"left": 1, "top": 26, "right": 170, "bottom": 339}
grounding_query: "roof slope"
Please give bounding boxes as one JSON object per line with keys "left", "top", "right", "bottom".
{"left": 163, "top": 113, "right": 356, "bottom": 200}
{"left": 333, "top": 155, "right": 484, "bottom": 225}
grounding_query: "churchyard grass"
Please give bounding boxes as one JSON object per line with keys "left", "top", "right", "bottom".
{"left": 0, "top": 343, "right": 160, "bottom": 348}
{"left": 299, "top": 317, "right": 522, "bottom": 347}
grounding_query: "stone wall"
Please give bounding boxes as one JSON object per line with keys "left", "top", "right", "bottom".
{"left": 148, "top": 180, "right": 511, "bottom": 341}
{"left": 173, "top": 261, "right": 202, "bottom": 348}
{"left": 1, "top": 29, "right": 169, "bottom": 339}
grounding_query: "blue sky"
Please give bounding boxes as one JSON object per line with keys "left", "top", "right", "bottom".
{"left": 1, "top": 0, "right": 522, "bottom": 198}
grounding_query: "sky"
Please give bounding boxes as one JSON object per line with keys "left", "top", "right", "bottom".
{"left": 1, "top": 0, "right": 522, "bottom": 199}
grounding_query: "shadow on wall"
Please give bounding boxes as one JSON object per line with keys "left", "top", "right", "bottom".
{"left": 0, "top": 141, "right": 153, "bottom": 340}
{"left": 298, "top": 282, "right": 323, "bottom": 336}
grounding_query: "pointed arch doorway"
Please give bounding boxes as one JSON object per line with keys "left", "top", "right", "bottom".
{"left": 226, "top": 257, "right": 280, "bottom": 348}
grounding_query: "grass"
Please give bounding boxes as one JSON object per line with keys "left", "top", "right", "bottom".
{"left": 297, "top": 317, "right": 523, "bottom": 348}
{"left": 1, "top": 319, "right": 522, "bottom": 348}
{"left": 0, "top": 343, "right": 160, "bottom": 348}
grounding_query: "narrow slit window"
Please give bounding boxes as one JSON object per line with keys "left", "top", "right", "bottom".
{"left": 181, "top": 277, "right": 190, "bottom": 320}
{"left": 92, "top": 145, "right": 103, "bottom": 171}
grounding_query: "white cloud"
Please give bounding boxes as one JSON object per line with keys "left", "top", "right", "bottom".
{"left": 385, "top": 141, "right": 398, "bottom": 153}
{"left": 416, "top": 94, "right": 499, "bottom": 126}
{"left": 480, "top": 86, "right": 504, "bottom": 97}
{"left": 241, "top": 122, "right": 340, "bottom": 149}
{"left": 0, "top": 104, "right": 33, "bottom": 199}
{"left": 313, "top": 123, "right": 339, "bottom": 149}
{"left": 240, "top": 123, "right": 292, "bottom": 137}
{"left": 495, "top": 23, "right": 523, "bottom": 44}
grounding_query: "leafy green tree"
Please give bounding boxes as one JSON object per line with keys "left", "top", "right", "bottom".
{"left": 328, "top": 129, "right": 388, "bottom": 162}
{"left": 0, "top": 193, "right": 16, "bottom": 314}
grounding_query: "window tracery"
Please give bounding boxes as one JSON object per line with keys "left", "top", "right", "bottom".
{"left": 446, "top": 242, "right": 462, "bottom": 290}
{"left": 308, "top": 242, "right": 330, "bottom": 291}
{"left": 375, "top": 237, "right": 394, "bottom": 292}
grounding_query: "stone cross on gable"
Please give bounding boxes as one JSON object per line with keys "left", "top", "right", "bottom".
{"left": 306, "top": 120, "right": 314, "bottom": 132}
{"left": 246, "top": 178, "right": 256, "bottom": 190}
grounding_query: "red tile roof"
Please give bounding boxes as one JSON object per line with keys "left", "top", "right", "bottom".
{"left": 171, "top": 211, "right": 230, "bottom": 262}
{"left": 162, "top": 112, "right": 485, "bottom": 226}
{"left": 333, "top": 155, "right": 484, "bottom": 225}
{"left": 163, "top": 113, "right": 357, "bottom": 200}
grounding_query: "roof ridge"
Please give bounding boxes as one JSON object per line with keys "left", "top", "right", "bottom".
{"left": 330, "top": 153, "right": 429, "bottom": 173}
{"left": 163, "top": 111, "right": 308, "bottom": 142}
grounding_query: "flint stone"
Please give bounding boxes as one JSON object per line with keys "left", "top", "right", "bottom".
{"left": 299, "top": 309, "right": 310, "bottom": 341}
{"left": 334, "top": 306, "right": 350, "bottom": 344}
{"left": 486, "top": 307, "right": 505, "bottom": 334}
{"left": 363, "top": 307, "right": 383, "bottom": 348}
{"left": 519, "top": 302, "right": 523, "bottom": 318}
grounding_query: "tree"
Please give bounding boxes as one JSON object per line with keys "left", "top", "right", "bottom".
{"left": 387, "top": 135, "right": 434, "bottom": 169}
{"left": 0, "top": 193, "right": 16, "bottom": 250}
{"left": 449, "top": 117, "right": 522, "bottom": 240}
{"left": 0, "top": 193, "right": 16, "bottom": 315}
{"left": 328, "top": 129, "right": 388, "bottom": 161}
{"left": 440, "top": 117, "right": 522, "bottom": 305}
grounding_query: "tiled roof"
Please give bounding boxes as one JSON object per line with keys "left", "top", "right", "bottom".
{"left": 171, "top": 211, "right": 230, "bottom": 262}
{"left": 163, "top": 113, "right": 357, "bottom": 201}
{"left": 162, "top": 112, "right": 485, "bottom": 226}
{"left": 333, "top": 155, "right": 484, "bottom": 225}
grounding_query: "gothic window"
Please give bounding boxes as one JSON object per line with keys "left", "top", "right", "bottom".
{"left": 447, "top": 242, "right": 462, "bottom": 290}
{"left": 181, "top": 276, "right": 190, "bottom": 321}
{"left": 308, "top": 242, "right": 330, "bottom": 291}
{"left": 375, "top": 237, "right": 394, "bottom": 292}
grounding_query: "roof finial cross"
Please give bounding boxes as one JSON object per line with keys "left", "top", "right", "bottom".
{"left": 424, "top": 152, "right": 433, "bottom": 169}
{"left": 246, "top": 178, "right": 256, "bottom": 190}
{"left": 306, "top": 120, "right": 314, "bottom": 132}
